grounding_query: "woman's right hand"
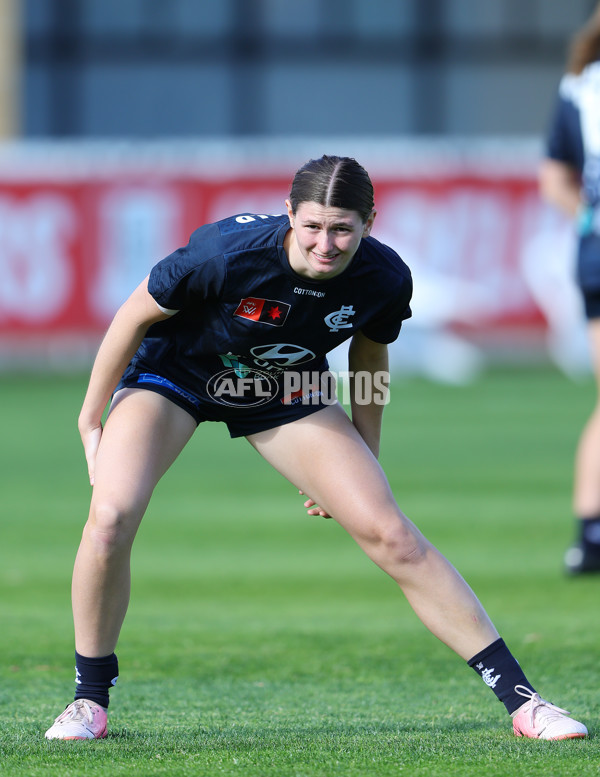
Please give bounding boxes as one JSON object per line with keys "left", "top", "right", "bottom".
{"left": 74, "top": 277, "right": 169, "bottom": 487}
{"left": 79, "top": 421, "right": 103, "bottom": 486}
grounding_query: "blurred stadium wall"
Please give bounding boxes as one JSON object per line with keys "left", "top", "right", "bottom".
{"left": 0, "top": 1, "right": 594, "bottom": 379}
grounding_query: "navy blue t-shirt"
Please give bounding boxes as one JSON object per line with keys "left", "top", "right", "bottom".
{"left": 545, "top": 62, "right": 600, "bottom": 315}
{"left": 124, "top": 213, "right": 412, "bottom": 406}
{"left": 546, "top": 62, "right": 600, "bottom": 205}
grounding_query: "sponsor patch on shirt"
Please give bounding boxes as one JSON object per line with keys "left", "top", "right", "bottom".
{"left": 234, "top": 297, "right": 291, "bottom": 327}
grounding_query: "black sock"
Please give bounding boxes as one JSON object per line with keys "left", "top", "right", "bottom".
{"left": 74, "top": 652, "right": 119, "bottom": 709}
{"left": 578, "top": 516, "right": 600, "bottom": 549}
{"left": 467, "top": 638, "right": 535, "bottom": 715}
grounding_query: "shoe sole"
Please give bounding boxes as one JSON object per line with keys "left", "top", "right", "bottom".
{"left": 515, "top": 730, "right": 587, "bottom": 740}
{"left": 47, "top": 728, "right": 107, "bottom": 741}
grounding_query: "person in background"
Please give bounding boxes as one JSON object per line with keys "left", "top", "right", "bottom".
{"left": 540, "top": 3, "right": 600, "bottom": 574}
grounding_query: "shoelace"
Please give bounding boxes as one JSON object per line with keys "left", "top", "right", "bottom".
{"left": 514, "top": 684, "right": 571, "bottom": 728}
{"left": 56, "top": 699, "right": 94, "bottom": 725}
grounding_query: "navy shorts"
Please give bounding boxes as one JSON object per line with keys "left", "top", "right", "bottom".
{"left": 115, "top": 369, "right": 335, "bottom": 438}
{"left": 577, "top": 235, "right": 600, "bottom": 319}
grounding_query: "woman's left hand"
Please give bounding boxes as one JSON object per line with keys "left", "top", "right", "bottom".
{"left": 299, "top": 490, "right": 331, "bottom": 518}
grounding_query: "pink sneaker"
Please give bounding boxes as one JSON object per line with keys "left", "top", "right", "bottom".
{"left": 45, "top": 699, "right": 108, "bottom": 740}
{"left": 512, "top": 685, "right": 587, "bottom": 740}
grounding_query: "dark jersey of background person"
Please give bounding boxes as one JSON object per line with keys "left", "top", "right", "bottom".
{"left": 546, "top": 61, "right": 600, "bottom": 205}
{"left": 119, "top": 212, "right": 412, "bottom": 425}
{"left": 545, "top": 61, "right": 600, "bottom": 300}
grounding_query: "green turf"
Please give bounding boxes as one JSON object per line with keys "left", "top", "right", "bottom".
{"left": 1, "top": 368, "right": 598, "bottom": 776}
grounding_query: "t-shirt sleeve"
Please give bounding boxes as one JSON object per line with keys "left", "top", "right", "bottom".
{"left": 147, "top": 225, "right": 226, "bottom": 311}
{"left": 360, "top": 271, "right": 413, "bottom": 344}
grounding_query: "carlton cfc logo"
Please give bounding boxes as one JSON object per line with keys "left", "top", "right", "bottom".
{"left": 324, "top": 305, "right": 355, "bottom": 332}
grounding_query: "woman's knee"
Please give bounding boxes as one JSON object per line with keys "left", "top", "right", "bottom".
{"left": 368, "top": 517, "right": 428, "bottom": 568}
{"left": 84, "top": 500, "right": 141, "bottom": 557}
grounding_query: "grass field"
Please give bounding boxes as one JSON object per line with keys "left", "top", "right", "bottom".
{"left": 1, "top": 367, "right": 599, "bottom": 776}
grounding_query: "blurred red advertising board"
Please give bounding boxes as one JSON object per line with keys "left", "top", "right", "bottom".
{"left": 0, "top": 164, "right": 572, "bottom": 345}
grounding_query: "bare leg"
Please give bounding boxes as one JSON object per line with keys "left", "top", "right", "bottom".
{"left": 247, "top": 403, "right": 499, "bottom": 661}
{"left": 72, "top": 389, "right": 197, "bottom": 657}
{"left": 574, "top": 319, "right": 600, "bottom": 517}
